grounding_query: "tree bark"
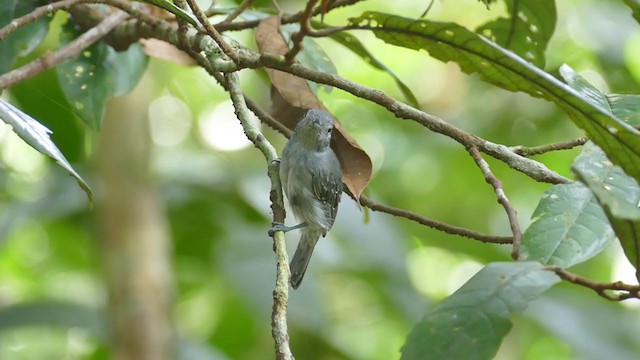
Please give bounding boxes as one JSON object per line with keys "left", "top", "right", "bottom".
{"left": 97, "top": 78, "right": 174, "bottom": 360}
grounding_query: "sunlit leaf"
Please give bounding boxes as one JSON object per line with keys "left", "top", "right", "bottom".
{"left": 0, "top": 99, "right": 92, "bottom": 202}
{"left": 573, "top": 146, "right": 640, "bottom": 281}
{"left": 521, "top": 182, "right": 614, "bottom": 267}
{"left": 0, "top": 0, "right": 50, "bottom": 74}
{"left": 313, "top": 21, "right": 420, "bottom": 107}
{"left": 401, "top": 262, "right": 559, "bottom": 360}
{"left": 476, "top": 0, "right": 556, "bottom": 68}
{"left": 57, "top": 24, "right": 148, "bottom": 129}
{"left": 348, "top": 13, "right": 640, "bottom": 183}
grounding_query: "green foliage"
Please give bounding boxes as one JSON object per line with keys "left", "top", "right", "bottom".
{"left": 521, "top": 181, "right": 614, "bottom": 267}
{"left": 349, "top": 12, "right": 640, "bottom": 184}
{"left": 57, "top": 23, "right": 148, "bottom": 129}
{"left": 0, "top": 0, "right": 50, "bottom": 74}
{"left": 0, "top": 99, "right": 92, "bottom": 202}
{"left": 476, "top": 0, "right": 556, "bottom": 68}
{"left": 401, "top": 262, "right": 559, "bottom": 360}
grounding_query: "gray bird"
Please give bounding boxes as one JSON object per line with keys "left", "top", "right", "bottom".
{"left": 271, "top": 109, "right": 343, "bottom": 289}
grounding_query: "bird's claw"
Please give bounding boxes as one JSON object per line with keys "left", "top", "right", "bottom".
{"left": 268, "top": 222, "right": 286, "bottom": 237}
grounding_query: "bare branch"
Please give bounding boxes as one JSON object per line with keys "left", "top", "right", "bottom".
{"left": 546, "top": 266, "right": 640, "bottom": 301}
{"left": 359, "top": 195, "right": 513, "bottom": 244}
{"left": 467, "top": 147, "right": 522, "bottom": 258}
{"left": 284, "top": 0, "right": 318, "bottom": 64}
{"left": 0, "top": 10, "right": 129, "bottom": 90}
{"left": 219, "top": 0, "right": 256, "bottom": 24}
{"left": 511, "top": 136, "right": 588, "bottom": 156}
{"left": 225, "top": 72, "right": 294, "bottom": 360}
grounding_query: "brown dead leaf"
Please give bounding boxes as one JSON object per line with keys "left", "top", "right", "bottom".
{"left": 140, "top": 39, "right": 196, "bottom": 66}
{"left": 256, "top": 16, "right": 372, "bottom": 200}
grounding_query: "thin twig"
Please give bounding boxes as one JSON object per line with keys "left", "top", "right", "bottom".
{"left": 225, "top": 72, "right": 294, "bottom": 360}
{"left": 284, "top": 0, "right": 318, "bottom": 64}
{"left": 546, "top": 266, "right": 640, "bottom": 301}
{"left": 467, "top": 146, "right": 522, "bottom": 258}
{"left": 359, "top": 195, "right": 513, "bottom": 244}
{"left": 185, "top": 0, "right": 240, "bottom": 64}
{"left": 220, "top": 0, "right": 256, "bottom": 24}
{"left": 511, "top": 136, "right": 588, "bottom": 156}
{"left": 0, "top": 10, "right": 129, "bottom": 90}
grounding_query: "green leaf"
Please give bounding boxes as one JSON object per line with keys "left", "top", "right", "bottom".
{"left": 574, "top": 144, "right": 640, "bottom": 280}
{"left": 606, "top": 94, "right": 640, "bottom": 126}
{"left": 57, "top": 24, "right": 148, "bottom": 129}
{"left": 108, "top": 43, "right": 149, "bottom": 97}
{"left": 401, "top": 262, "right": 559, "bottom": 360}
{"left": 348, "top": 13, "right": 640, "bottom": 184}
{"left": 624, "top": 0, "right": 640, "bottom": 24}
{"left": 521, "top": 181, "right": 614, "bottom": 267}
{"left": 557, "top": 65, "right": 640, "bottom": 180}
{"left": 476, "top": 0, "right": 556, "bottom": 68}
{"left": 0, "top": 99, "right": 93, "bottom": 202}
{"left": 57, "top": 24, "right": 111, "bottom": 129}
{"left": 312, "top": 21, "right": 419, "bottom": 107}
{"left": 280, "top": 24, "right": 337, "bottom": 93}
{"left": 137, "top": 0, "right": 199, "bottom": 27}
{"left": 0, "top": 0, "right": 50, "bottom": 74}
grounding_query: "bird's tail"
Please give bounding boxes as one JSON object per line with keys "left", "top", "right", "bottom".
{"left": 290, "top": 229, "right": 321, "bottom": 289}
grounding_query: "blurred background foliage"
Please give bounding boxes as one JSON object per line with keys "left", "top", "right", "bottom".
{"left": 1, "top": 0, "right": 640, "bottom": 359}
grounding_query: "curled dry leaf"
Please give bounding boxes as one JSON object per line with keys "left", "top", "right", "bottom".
{"left": 255, "top": 16, "right": 372, "bottom": 200}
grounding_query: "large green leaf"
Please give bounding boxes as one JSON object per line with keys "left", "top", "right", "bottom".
{"left": 476, "top": 0, "right": 556, "bottom": 68}
{"left": 0, "top": 0, "right": 50, "bottom": 74}
{"left": 521, "top": 181, "right": 614, "bottom": 267}
{"left": 57, "top": 24, "right": 148, "bottom": 129}
{"left": 0, "top": 99, "right": 92, "bottom": 202}
{"left": 312, "top": 21, "right": 419, "bottom": 107}
{"left": 348, "top": 13, "right": 640, "bottom": 183}
{"left": 574, "top": 145, "right": 640, "bottom": 281}
{"left": 401, "top": 262, "right": 559, "bottom": 360}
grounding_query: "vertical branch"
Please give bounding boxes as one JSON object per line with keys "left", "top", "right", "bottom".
{"left": 97, "top": 77, "right": 174, "bottom": 359}
{"left": 284, "top": 0, "right": 318, "bottom": 63}
{"left": 467, "top": 146, "right": 523, "bottom": 259}
{"left": 224, "top": 72, "right": 294, "bottom": 360}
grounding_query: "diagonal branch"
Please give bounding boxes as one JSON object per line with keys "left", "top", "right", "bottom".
{"left": 225, "top": 73, "right": 294, "bottom": 360}
{"left": 467, "top": 146, "right": 522, "bottom": 258}
{"left": 219, "top": 0, "right": 256, "bottom": 24}
{"left": 546, "top": 266, "right": 640, "bottom": 301}
{"left": 0, "top": 10, "right": 129, "bottom": 90}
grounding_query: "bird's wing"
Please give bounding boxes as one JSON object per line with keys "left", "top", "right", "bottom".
{"left": 311, "top": 154, "right": 342, "bottom": 230}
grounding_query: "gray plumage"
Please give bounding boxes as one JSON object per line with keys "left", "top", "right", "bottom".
{"left": 279, "top": 109, "right": 342, "bottom": 289}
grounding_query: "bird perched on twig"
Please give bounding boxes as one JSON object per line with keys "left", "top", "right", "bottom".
{"left": 270, "top": 109, "right": 343, "bottom": 289}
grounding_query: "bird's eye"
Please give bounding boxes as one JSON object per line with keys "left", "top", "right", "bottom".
{"left": 327, "top": 128, "right": 332, "bottom": 133}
